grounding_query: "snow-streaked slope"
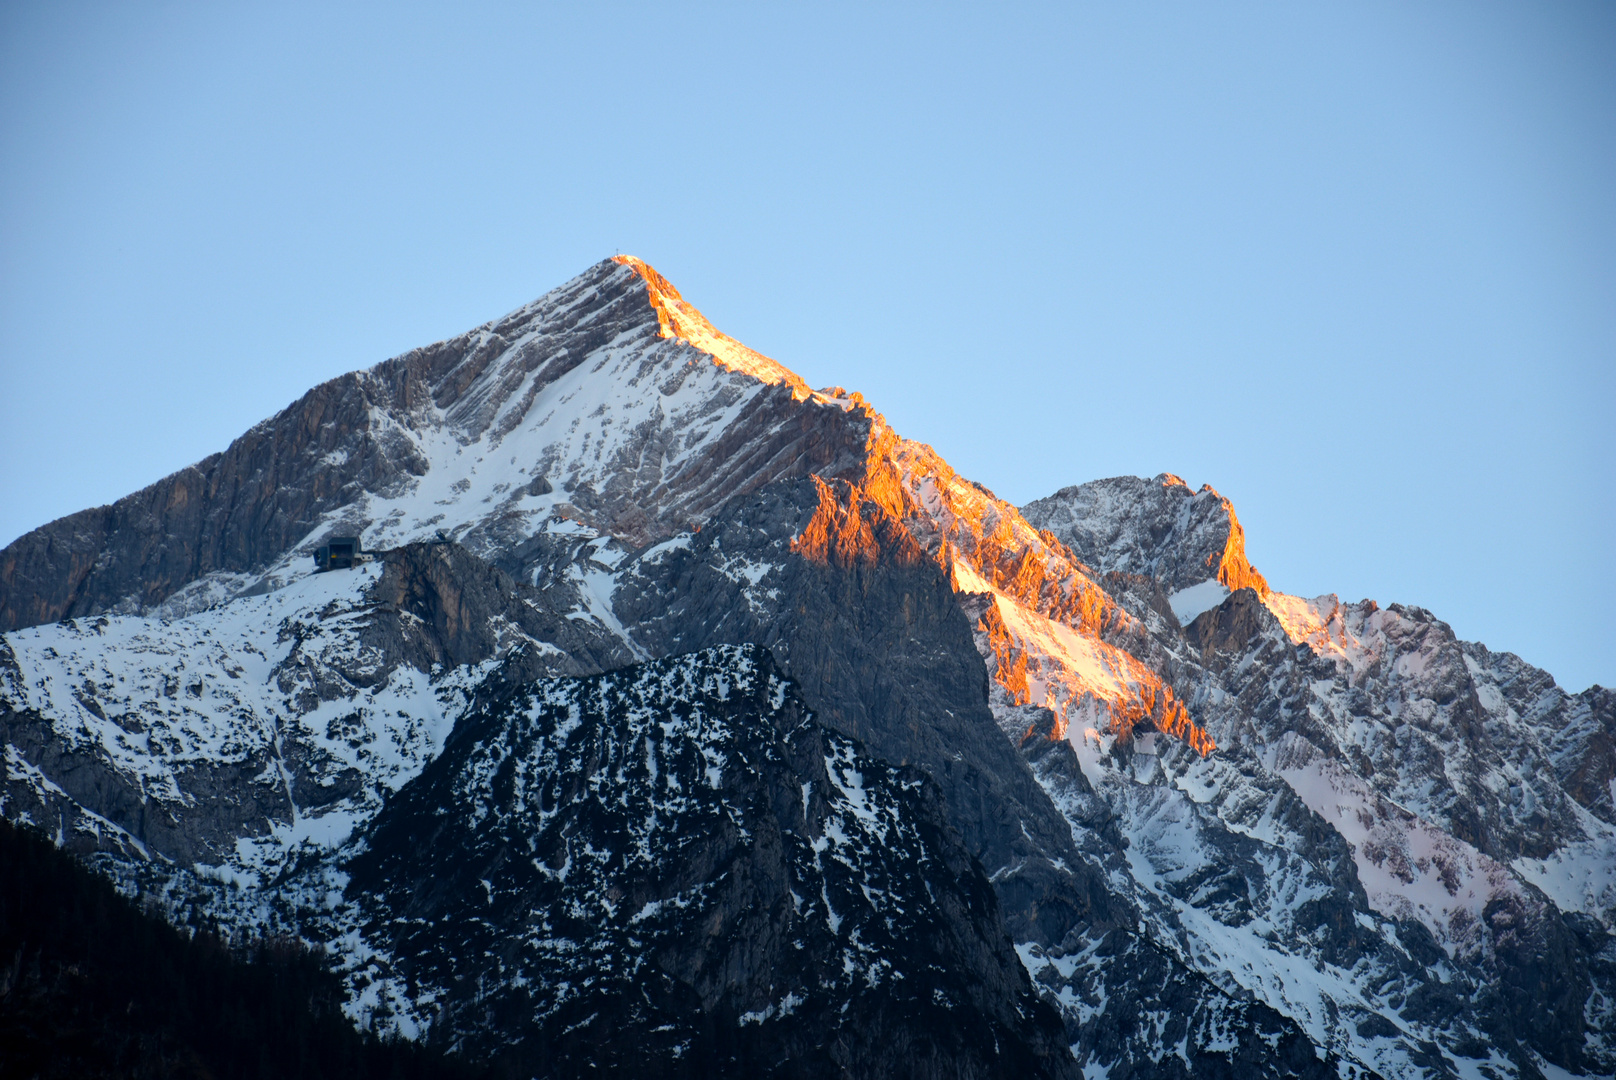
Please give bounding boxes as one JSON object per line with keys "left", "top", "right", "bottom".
{"left": 331, "top": 644, "right": 1072, "bottom": 1075}
{"left": 231, "top": 257, "right": 873, "bottom": 601}
{"left": 1023, "top": 477, "right": 1615, "bottom": 1077}
{"left": 0, "top": 565, "right": 478, "bottom": 882}
{"left": 1271, "top": 733, "right": 1531, "bottom": 959}
{"left": 0, "top": 256, "right": 873, "bottom": 635}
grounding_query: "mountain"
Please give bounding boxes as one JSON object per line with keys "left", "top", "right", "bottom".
{"left": 2, "top": 256, "right": 1611, "bottom": 1079}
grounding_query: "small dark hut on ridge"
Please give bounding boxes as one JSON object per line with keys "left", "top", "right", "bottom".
{"left": 312, "top": 537, "right": 370, "bottom": 573}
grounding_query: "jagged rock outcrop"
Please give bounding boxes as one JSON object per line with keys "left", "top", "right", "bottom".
{"left": 1022, "top": 473, "right": 1270, "bottom": 598}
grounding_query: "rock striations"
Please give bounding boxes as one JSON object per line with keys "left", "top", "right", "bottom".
{"left": 2, "top": 257, "right": 1611, "bottom": 1079}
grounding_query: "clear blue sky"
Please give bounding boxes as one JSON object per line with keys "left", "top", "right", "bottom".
{"left": 2, "top": 2, "right": 1612, "bottom": 690}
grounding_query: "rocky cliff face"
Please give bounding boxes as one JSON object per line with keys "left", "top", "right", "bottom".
{"left": 1023, "top": 473, "right": 1270, "bottom": 600}
{"left": 2, "top": 256, "right": 1609, "bottom": 1079}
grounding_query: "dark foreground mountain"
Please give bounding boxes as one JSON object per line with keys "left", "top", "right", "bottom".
{"left": 0, "top": 815, "right": 478, "bottom": 1080}
{"left": 2, "top": 256, "right": 1610, "bottom": 1078}
{"left": 344, "top": 645, "right": 1073, "bottom": 1078}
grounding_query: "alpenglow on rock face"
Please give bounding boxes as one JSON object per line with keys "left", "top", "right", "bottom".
{"left": 2, "top": 256, "right": 1611, "bottom": 1080}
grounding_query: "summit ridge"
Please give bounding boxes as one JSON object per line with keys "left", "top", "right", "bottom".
{"left": 610, "top": 253, "right": 811, "bottom": 393}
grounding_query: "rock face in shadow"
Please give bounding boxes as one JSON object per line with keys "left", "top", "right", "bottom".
{"left": 360, "top": 541, "right": 634, "bottom": 680}
{"left": 0, "top": 366, "right": 432, "bottom": 634}
{"left": 1183, "top": 586, "right": 1271, "bottom": 658}
{"left": 344, "top": 645, "right": 1077, "bottom": 1080}
{"left": 0, "top": 542, "right": 630, "bottom": 871}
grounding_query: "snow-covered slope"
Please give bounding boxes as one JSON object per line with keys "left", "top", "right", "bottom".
{"left": 2, "top": 564, "right": 446, "bottom": 875}
{"left": 0, "top": 540, "right": 634, "bottom": 888}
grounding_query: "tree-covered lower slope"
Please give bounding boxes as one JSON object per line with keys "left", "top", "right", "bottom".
{"left": 0, "top": 816, "right": 479, "bottom": 1080}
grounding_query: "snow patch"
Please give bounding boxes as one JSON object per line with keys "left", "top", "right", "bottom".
{"left": 1168, "top": 579, "right": 1230, "bottom": 625}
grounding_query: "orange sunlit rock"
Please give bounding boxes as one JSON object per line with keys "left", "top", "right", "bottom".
{"left": 612, "top": 255, "right": 811, "bottom": 396}
{"left": 977, "top": 603, "right": 1032, "bottom": 706}
{"left": 866, "top": 430, "right": 1215, "bottom": 756}
{"left": 966, "top": 581, "right": 1217, "bottom": 756}
{"left": 1210, "top": 493, "right": 1270, "bottom": 597}
{"left": 1101, "top": 680, "right": 1215, "bottom": 757}
{"left": 790, "top": 476, "right": 924, "bottom": 569}
{"left": 1161, "top": 694, "right": 1216, "bottom": 756}
{"left": 759, "top": 329, "right": 1217, "bottom": 758}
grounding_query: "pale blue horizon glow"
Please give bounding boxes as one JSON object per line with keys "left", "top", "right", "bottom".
{"left": 1, "top": 3, "right": 1612, "bottom": 690}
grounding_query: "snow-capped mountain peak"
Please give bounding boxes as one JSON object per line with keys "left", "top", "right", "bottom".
{"left": 4, "top": 255, "right": 1612, "bottom": 1080}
